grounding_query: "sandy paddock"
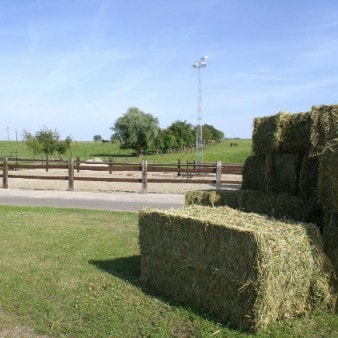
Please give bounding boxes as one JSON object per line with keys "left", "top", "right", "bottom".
{"left": 5, "top": 168, "right": 241, "bottom": 194}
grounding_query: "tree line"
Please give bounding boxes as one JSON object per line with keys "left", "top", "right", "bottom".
{"left": 110, "top": 107, "right": 224, "bottom": 156}
{"left": 22, "top": 107, "right": 224, "bottom": 158}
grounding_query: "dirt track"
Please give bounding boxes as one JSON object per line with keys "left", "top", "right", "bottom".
{"left": 7, "top": 169, "right": 241, "bottom": 194}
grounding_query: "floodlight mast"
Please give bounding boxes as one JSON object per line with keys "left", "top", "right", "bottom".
{"left": 192, "top": 56, "right": 207, "bottom": 164}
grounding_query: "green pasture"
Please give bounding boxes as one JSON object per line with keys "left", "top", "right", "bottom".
{"left": 0, "top": 206, "right": 336, "bottom": 337}
{"left": 0, "top": 139, "right": 252, "bottom": 164}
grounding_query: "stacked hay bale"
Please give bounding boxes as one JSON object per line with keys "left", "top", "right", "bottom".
{"left": 248, "top": 105, "right": 337, "bottom": 269}
{"left": 318, "top": 138, "right": 338, "bottom": 277}
{"left": 139, "top": 206, "right": 336, "bottom": 332}
{"left": 140, "top": 104, "right": 337, "bottom": 331}
{"left": 187, "top": 105, "right": 337, "bottom": 224}
{"left": 185, "top": 104, "right": 338, "bottom": 305}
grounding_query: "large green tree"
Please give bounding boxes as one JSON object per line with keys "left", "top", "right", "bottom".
{"left": 168, "top": 120, "right": 195, "bottom": 150}
{"left": 111, "top": 107, "right": 160, "bottom": 156}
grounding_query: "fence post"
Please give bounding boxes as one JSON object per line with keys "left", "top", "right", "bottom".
{"left": 177, "top": 159, "right": 181, "bottom": 177}
{"left": 68, "top": 158, "right": 74, "bottom": 191}
{"left": 45, "top": 156, "right": 49, "bottom": 172}
{"left": 216, "top": 161, "right": 222, "bottom": 191}
{"left": 2, "top": 157, "right": 8, "bottom": 189}
{"left": 142, "top": 160, "right": 148, "bottom": 193}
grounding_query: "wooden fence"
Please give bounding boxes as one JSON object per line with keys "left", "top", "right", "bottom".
{"left": 0, "top": 158, "right": 243, "bottom": 193}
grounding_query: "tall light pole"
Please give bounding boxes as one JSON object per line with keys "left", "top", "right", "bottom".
{"left": 192, "top": 56, "right": 207, "bottom": 164}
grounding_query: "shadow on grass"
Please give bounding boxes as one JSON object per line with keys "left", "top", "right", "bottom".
{"left": 89, "top": 256, "right": 141, "bottom": 285}
{"left": 88, "top": 256, "right": 233, "bottom": 332}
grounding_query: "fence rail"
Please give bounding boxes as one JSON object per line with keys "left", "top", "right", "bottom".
{"left": 1, "top": 158, "right": 243, "bottom": 193}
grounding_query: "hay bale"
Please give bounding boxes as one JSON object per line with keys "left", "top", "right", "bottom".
{"left": 321, "top": 211, "right": 338, "bottom": 228}
{"left": 274, "top": 193, "right": 318, "bottom": 223}
{"left": 241, "top": 155, "right": 266, "bottom": 191}
{"left": 311, "top": 105, "right": 338, "bottom": 156}
{"left": 265, "top": 153, "right": 303, "bottom": 195}
{"left": 238, "top": 190, "right": 276, "bottom": 216}
{"left": 299, "top": 152, "right": 320, "bottom": 203}
{"left": 252, "top": 112, "right": 288, "bottom": 156}
{"left": 318, "top": 139, "right": 338, "bottom": 214}
{"left": 322, "top": 226, "right": 338, "bottom": 280}
{"left": 279, "top": 112, "right": 312, "bottom": 153}
{"left": 185, "top": 190, "right": 240, "bottom": 209}
{"left": 322, "top": 226, "right": 338, "bottom": 312}
{"left": 139, "top": 206, "right": 336, "bottom": 332}
{"left": 184, "top": 190, "right": 215, "bottom": 206}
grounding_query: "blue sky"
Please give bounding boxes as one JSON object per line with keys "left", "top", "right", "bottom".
{"left": 1, "top": 0, "right": 338, "bottom": 141}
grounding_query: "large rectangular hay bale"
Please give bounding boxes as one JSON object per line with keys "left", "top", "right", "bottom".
{"left": 318, "top": 139, "right": 338, "bottom": 214}
{"left": 265, "top": 153, "right": 303, "bottom": 195}
{"left": 252, "top": 112, "right": 288, "bottom": 156}
{"left": 139, "top": 206, "right": 336, "bottom": 332}
{"left": 311, "top": 105, "right": 338, "bottom": 156}
{"left": 279, "top": 112, "right": 312, "bottom": 153}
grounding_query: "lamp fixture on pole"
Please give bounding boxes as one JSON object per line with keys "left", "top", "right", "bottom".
{"left": 192, "top": 55, "right": 207, "bottom": 164}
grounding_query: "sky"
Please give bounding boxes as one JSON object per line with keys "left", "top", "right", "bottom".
{"left": 1, "top": 0, "right": 338, "bottom": 141}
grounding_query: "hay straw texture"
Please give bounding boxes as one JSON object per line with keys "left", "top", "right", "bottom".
{"left": 311, "top": 105, "right": 338, "bottom": 156}
{"left": 299, "top": 152, "right": 320, "bottom": 203}
{"left": 318, "top": 138, "right": 338, "bottom": 214}
{"left": 139, "top": 206, "right": 336, "bottom": 332}
{"left": 186, "top": 190, "right": 318, "bottom": 223}
{"left": 274, "top": 193, "right": 317, "bottom": 223}
{"left": 322, "top": 226, "right": 338, "bottom": 303}
{"left": 238, "top": 190, "right": 276, "bottom": 217}
{"left": 265, "top": 153, "right": 303, "bottom": 195}
{"left": 321, "top": 212, "right": 338, "bottom": 228}
{"left": 252, "top": 113, "right": 288, "bottom": 156}
{"left": 185, "top": 190, "right": 240, "bottom": 208}
{"left": 279, "top": 112, "right": 312, "bottom": 153}
{"left": 241, "top": 155, "right": 266, "bottom": 191}
{"left": 318, "top": 139, "right": 338, "bottom": 214}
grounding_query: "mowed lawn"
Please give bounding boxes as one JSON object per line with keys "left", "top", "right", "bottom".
{"left": 0, "top": 206, "right": 337, "bottom": 337}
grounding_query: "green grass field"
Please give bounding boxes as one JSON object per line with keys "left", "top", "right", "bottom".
{"left": 0, "top": 206, "right": 337, "bottom": 337}
{"left": 0, "top": 139, "right": 252, "bottom": 164}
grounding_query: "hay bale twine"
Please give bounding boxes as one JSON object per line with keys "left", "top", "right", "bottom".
{"left": 311, "top": 105, "right": 338, "bottom": 156}
{"left": 139, "top": 206, "right": 336, "bottom": 332}
{"left": 241, "top": 155, "right": 266, "bottom": 191}
{"left": 318, "top": 139, "right": 338, "bottom": 214}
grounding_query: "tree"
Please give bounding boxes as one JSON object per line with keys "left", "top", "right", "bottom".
{"left": 168, "top": 120, "right": 195, "bottom": 150}
{"left": 111, "top": 107, "right": 160, "bottom": 156}
{"left": 202, "top": 124, "right": 224, "bottom": 143}
{"left": 23, "top": 127, "right": 72, "bottom": 158}
{"left": 160, "top": 129, "right": 178, "bottom": 153}
{"left": 93, "top": 135, "right": 102, "bottom": 142}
